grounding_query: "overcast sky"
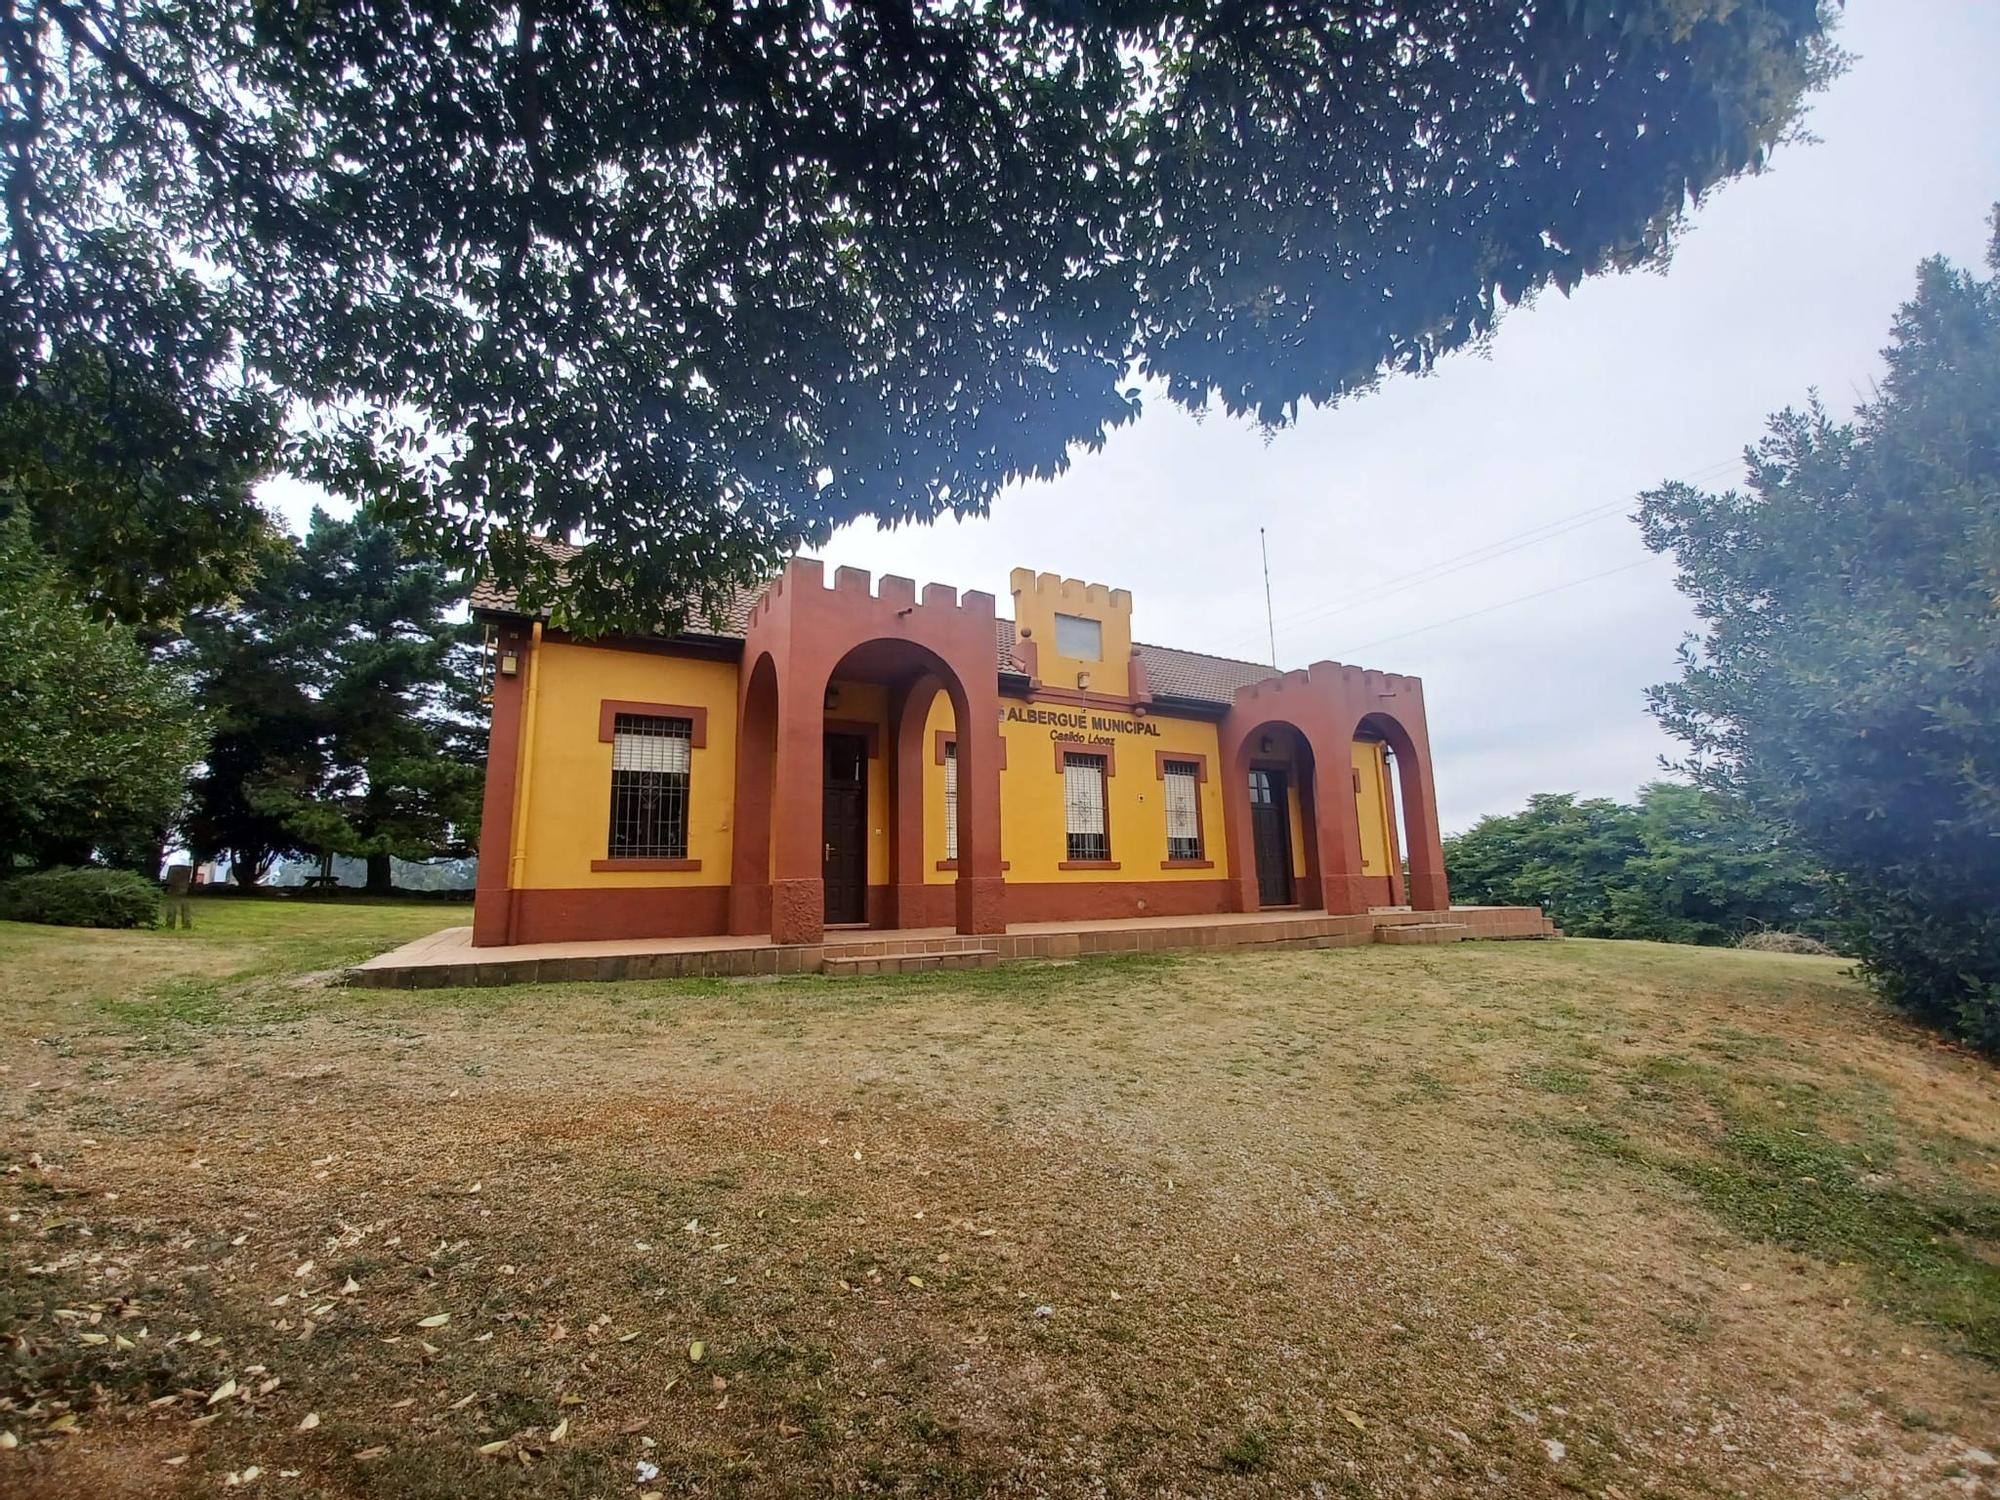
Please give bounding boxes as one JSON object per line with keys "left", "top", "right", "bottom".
{"left": 266, "top": 0, "right": 2000, "bottom": 833}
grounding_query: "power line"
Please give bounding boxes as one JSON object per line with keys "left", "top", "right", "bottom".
{"left": 1217, "top": 453, "right": 1740, "bottom": 656}
{"left": 1344, "top": 556, "right": 1658, "bottom": 654}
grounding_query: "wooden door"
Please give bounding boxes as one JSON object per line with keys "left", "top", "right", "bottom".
{"left": 822, "top": 732, "right": 868, "bottom": 925}
{"left": 1248, "top": 767, "right": 1294, "bottom": 906}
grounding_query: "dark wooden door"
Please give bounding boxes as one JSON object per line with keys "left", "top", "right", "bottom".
{"left": 1248, "top": 768, "right": 1294, "bottom": 906}
{"left": 822, "top": 732, "right": 868, "bottom": 925}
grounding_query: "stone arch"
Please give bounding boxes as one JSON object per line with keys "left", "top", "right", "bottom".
{"left": 1219, "top": 717, "right": 1339, "bottom": 915}
{"left": 726, "top": 650, "right": 780, "bottom": 935}
{"left": 736, "top": 559, "right": 1007, "bottom": 944}
{"left": 1354, "top": 709, "right": 1449, "bottom": 912}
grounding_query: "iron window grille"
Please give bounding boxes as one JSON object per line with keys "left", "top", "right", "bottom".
{"left": 944, "top": 742, "right": 958, "bottom": 861}
{"left": 1064, "top": 752, "right": 1109, "bottom": 862}
{"left": 1163, "top": 760, "right": 1202, "bottom": 860}
{"left": 608, "top": 713, "right": 692, "bottom": 859}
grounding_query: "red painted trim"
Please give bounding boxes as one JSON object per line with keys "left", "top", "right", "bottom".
{"left": 1051, "top": 738, "right": 1117, "bottom": 775}
{"left": 936, "top": 729, "right": 1005, "bottom": 769}
{"left": 935, "top": 860, "right": 1011, "bottom": 872}
{"left": 1026, "top": 684, "right": 1154, "bottom": 713}
{"left": 508, "top": 885, "right": 731, "bottom": 944}
{"left": 823, "top": 717, "right": 882, "bottom": 758}
{"left": 1058, "top": 859, "right": 1122, "bottom": 871}
{"left": 599, "top": 699, "right": 710, "bottom": 748}
{"left": 1156, "top": 750, "right": 1211, "bottom": 866}
{"left": 590, "top": 858, "right": 703, "bottom": 872}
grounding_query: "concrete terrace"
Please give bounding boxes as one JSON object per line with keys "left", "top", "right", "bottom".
{"left": 348, "top": 905, "right": 1557, "bottom": 988}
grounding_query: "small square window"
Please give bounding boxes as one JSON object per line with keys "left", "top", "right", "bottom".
{"left": 1054, "top": 612, "right": 1102, "bottom": 661}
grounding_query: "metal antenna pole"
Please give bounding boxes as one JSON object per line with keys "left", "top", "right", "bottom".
{"left": 1260, "top": 526, "right": 1277, "bottom": 668}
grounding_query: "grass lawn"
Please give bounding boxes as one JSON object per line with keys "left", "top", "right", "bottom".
{"left": 3, "top": 901, "right": 1997, "bottom": 1498}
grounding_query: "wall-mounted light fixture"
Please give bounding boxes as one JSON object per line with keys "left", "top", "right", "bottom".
{"left": 824, "top": 684, "right": 841, "bottom": 710}
{"left": 1076, "top": 671, "right": 1091, "bottom": 691}
{"left": 1259, "top": 734, "right": 1274, "bottom": 754}
{"left": 499, "top": 649, "right": 520, "bottom": 677}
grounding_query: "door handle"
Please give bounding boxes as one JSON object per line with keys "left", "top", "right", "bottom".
{"left": 824, "top": 843, "right": 834, "bottom": 861}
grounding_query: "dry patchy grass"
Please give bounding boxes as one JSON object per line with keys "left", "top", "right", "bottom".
{"left": 3, "top": 904, "right": 1998, "bottom": 1498}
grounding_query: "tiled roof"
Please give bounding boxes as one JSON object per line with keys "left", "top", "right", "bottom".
{"left": 473, "top": 561, "right": 1276, "bottom": 708}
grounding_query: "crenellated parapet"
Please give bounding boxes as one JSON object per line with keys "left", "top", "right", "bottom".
{"left": 1008, "top": 567, "right": 1135, "bottom": 692}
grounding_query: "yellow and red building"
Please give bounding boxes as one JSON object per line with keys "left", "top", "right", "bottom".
{"left": 470, "top": 558, "right": 1455, "bottom": 948}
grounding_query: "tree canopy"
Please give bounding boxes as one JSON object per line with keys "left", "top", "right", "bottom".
{"left": 1443, "top": 783, "right": 1830, "bottom": 946}
{"left": 0, "top": 514, "right": 207, "bottom": 868}
{"left": 2, "top": 0, "right": 1838, "bottom": 629}
{"left": 1638, "top": 213, "right": 2000, "bottom": 1051}
{"left": 183, "top": 509, "right": 484, "bottom": 887}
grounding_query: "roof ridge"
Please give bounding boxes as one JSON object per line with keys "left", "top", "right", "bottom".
{"left": 1134, "top": 638, "right": 1283, "bottom": 672}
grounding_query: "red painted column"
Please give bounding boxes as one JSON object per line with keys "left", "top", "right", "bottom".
{"left": 727, "top": 656, "right": 778, "bottom": 936}
{"left": 1216, "top": 732, "right": 1262, "bottom": 914}
{"left": 951, "top": 678, "right": 1006, "bottom": 935}
{"left": 1310, "top": 732, "right": 1372, "bottom": 916}
{"left": 1394, "top": 736, "right": 1450, "bottom": 912}
{"left": 472, "top": 621, "right": 533, "bottom": 947}
{"left": 769, "top": 687, "right": 826, "bottom": 945}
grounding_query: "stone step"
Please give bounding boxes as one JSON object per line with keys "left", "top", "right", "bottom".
{"left": 820, "top": 948, "right": 1000, "bottom": 978}
{"left": 1374, "top": 922, "right": 1473, "bottom": 945}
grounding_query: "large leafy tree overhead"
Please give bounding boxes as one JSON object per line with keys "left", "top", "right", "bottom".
{"left": 1638, "top": 216, "right": 2000, "bottom": 1051}
{"left": 1, "top": 0, "right": 1838, "bottom": 630}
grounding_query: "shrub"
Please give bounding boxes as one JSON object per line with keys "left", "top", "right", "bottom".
{"left": 1736, "top": 930, "right": 1837, "bottom": 957}
{"left": 0, "top": 867, "right": 161, "bottom": 929}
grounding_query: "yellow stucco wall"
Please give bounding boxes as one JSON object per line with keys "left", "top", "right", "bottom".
{"left": 1352, "top": 740, "right": 1399, "bottom": 877}
{"left": 510, "top": 640, "right": 1397, "bottom": 897}
{"left": 1009, "top": 570, "right": 1135, "bottom": 695}
{"left": 915, "top": 690, "right": 1230, "bottom": 883}
{"left": 515, "top": 640, "right": 739, "bottom": 890}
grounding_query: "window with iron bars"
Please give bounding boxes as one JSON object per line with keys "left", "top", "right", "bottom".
{"left": 1163, "top": 760, "right": 1202, "bottom": 861}
{"left": 607, "top": 713, "right": 692, "bottom": 859}
{"left": 944, "top": 741, "right": 958, "bottom": 861}
{"left": 1064, "top": 752, "right": 1109, "bottom": 862}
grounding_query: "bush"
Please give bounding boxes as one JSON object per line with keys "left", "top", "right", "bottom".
{"left": 0, "top": 867, "right": 161, "bottom": 929}
{"left": 1736, "top": 930, "right": 1837, "bottom": 957}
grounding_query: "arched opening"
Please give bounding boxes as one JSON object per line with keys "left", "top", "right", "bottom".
{"left": 1226, "top": 720, "right": 1324, "bottom": 912}
{"left": 812, "top": 638, "right": 985, "bottom": 934}
{"left": 1356, "top": 711, "right": 1449, "bottom": 911}
{"left": 726, "top": 651, "right": 780, "bottom": 935}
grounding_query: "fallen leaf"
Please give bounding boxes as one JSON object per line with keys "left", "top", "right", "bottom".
{"left": 1340, "top": 1408, "right": 1366, "bottom": 1432}
{"left": 687, "top": 1340, "right": 706, "bottom": 1363}
{"left": 477, "top": 1440, "right": 510, "bottom": 1456}
{"left": 417, "top": 1313, "right": 451, "bottom": 1329}
{"left": 549, "top": 1418, "right": 569, "bottom": 1442}
{"left": 207, "top": 1378, "right": 239, "bottom": 1406}
{"left": 297, "top": 1414, "right": 320, "bottom": 1432}
{"left": 294, "top": 1261, "right": 315, "bottom": 1278}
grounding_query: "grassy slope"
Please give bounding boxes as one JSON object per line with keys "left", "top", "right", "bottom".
{"left": 1, "top": 907, "right": 1997, "bottom": 1498}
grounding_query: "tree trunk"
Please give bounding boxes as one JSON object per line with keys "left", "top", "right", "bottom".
{"left": 365, "top": 852, "right": 394, "bottom": 894}
{"left": 231, "top": 847, "right": 268, "bottom": 888}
